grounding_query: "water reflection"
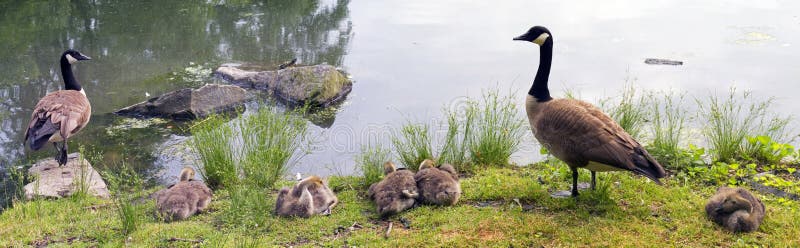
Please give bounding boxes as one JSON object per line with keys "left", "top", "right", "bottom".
{"left": 0, "top": 0, "right": 352, "bottom": 207}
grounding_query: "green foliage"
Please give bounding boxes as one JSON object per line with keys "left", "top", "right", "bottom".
{"left": 467, "top": 89, "right": 526, "bottom": 167}
{"left": 698, "top": 88, "right": 792, "bottom": 163}
{"left": 190, "top": 115, "right": 238, "bottom": 189}
{"left": 755, "top": 173, "right": 800, "bottom": 195}
{"left": 438, "top": 106, "right": 474, "bottom": 169}
{"left": 219, "top": 186, "right": 273, "bottom": 229}
{"left": 190, "top": 106, "right": 309, "bottom": 190}
{"left": 392, "top": 123, "right": 434, "bottom": 171}
{"left": 646, "top": 91, "right": 688, "bottom": 169}
{"left": 356, "top": 143, "right": 391, "bottom": 188}
{"left": 744, "top": 135, "right": 796, "bottom": 165}
{"left": 237, "top": 106, "right": 310, "bottom": 189}
{"left": 101, "top": 162, "right": 146, "bottom": 236}
{"left": 601, "top": 84, "right": 649, "bottom": 139}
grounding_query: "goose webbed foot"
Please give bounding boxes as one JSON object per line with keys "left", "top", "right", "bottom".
{"left": 56, "top": 141, "right": 68, "bottom": 166}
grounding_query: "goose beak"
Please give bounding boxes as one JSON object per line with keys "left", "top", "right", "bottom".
{"left": 77, "top": 53, "right": 92, "bottom": 60}
{"left": 513, "top": 35, "right": 527, "bottom": 41}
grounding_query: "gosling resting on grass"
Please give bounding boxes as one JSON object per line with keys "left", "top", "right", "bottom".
{"left": 705, "top": 187, "right": 765, "bottom": 232}
{"left": 513, "top": 26, "right": 666, "bottom": 197}
{"left": 25, "top": 49, "right": 92, "bottom": 166}
{"left": 368, "top": 162, "right": 419, "bottom": 217}
{"left": 155, "top": 167, "right": 213, "bottom": 221}
{"left": 414, "top": 159, "right": 461, "bottom": 206}
{"left": 275, "top": 176, "right": 338, "bottom": 217}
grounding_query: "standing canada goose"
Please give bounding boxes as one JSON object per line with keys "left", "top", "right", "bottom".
{"left": 705, "top": 187, "right": 765, "bottom": 232}
{"left": 513, "top": 26, "right": 666, "bottom": 197}
{"left": 414, "top": 159, "right": 461, "bottom": 206}
{"left": 367, "top": 162, "right": 419, "bottom": 217}
{"left": 24, "top": 49, "right": 92, "bottom": 165}
{"left": 155, "top": 167, "right": 213, "bottom": 221}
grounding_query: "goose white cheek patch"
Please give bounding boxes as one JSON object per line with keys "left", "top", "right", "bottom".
{"left": 533, "top": 33, "right": 550, "bottom": 45}
{"left": 66, "top": 54, "right": 78, "bottom": 64}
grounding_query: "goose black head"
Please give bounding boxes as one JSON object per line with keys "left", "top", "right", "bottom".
{"left": 513, "top": 26, "right": 552, "bottom": 46}
{"left": 62, "top": 49, "right": 92, "bottom": 64}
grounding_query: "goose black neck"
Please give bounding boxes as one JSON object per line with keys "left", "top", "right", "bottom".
{"left": 60, "top": 57, "right": 82, "bottom": 91}
{"left": 528, "top": 38, "right": 552, "bottom": 102}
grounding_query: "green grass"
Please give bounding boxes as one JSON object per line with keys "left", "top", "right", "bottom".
{"left": 190, "top": 106, "right": 309, "bottom": 189}
{"left": 466, "top": 89, "right": 526, "bottom": 167}
{"left": 647, "top": 91, "right": 689, "bottom": 170}
{"left": 190, "top": 114, "right": 237, "bottom": 189}
{"left": 392, "top": 123, "right": 434, "bottom": 170}
{"left": 601, "top": 84, "right": 649, "bottom": 139}
{"left": 698, "top": 88, "right": 792, "bottom": 163}
{"left": 237, "top": 105, "right": 310, "bottom": 188}
{"left": 2, "top": 165, "right": 799, "bottom": 247}
{"left": 356, "top": 142, "right": 391, "bottom": 188}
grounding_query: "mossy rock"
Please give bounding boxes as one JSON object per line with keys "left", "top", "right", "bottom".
{"left": 215, "top": 64, "right": 352, "bottom": 107}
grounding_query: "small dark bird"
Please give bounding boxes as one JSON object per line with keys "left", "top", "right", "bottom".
{"left": 25, "top": 49, "right": 92, "bottom": 165}
{"left": 705, "top": 187, "right": 765, "bottom": 232}
{"left": 278, "top": 58, "right": 298, "bottom": 69}
{"left": 513, "top": 26, "right": 666, "bottom": 197}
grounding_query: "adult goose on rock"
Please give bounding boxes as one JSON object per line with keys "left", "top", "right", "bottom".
{"left": 513, "top": 26, "right": 666, "bottom": 197}
{"left": 24, "top": 49, "right": 92, "bottom": 165}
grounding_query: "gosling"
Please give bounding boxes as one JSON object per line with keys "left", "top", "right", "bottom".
{"left": 368, "top": 161, "right": 419, "bottom": 217}
{"left": 155, "top": 167, "right": 213, "bottom": 221}
{"left": 414, "top": 159, "right": 461, "bottom": 206}
{"left": 705, "top": 187, "right": 765, "bottom": 233}
{"left": 275, "top": 176, "right": 338, "bottom": 217}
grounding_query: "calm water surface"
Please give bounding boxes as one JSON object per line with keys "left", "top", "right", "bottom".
{"left": 2, "top": 0, "right": 799, "bottom": 201}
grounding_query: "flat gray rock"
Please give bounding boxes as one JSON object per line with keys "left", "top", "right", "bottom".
{"left": 24, "top": 153, "right": 110, "bottom": 199}
{"left": 215, "top": 64, "right": 352, "bottom": 107}
{"left": 114, "top": 84, "right": 248, "bottom": 120}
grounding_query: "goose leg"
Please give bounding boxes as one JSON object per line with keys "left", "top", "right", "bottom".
{"left": 571, "top": 167, "right": 579, "bottom": 197}
{"left": 57, "top": 140, "right": 68, "bottom": 166}
{"left": 591, "top": 171, "right": 596, "bottom": 190}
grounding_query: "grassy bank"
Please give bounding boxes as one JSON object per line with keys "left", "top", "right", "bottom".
{"left": 1, "top": 165, "right": 799, "bottom": 247}
{"left": 3, "top": 86, "right": 800, "bottom": 247}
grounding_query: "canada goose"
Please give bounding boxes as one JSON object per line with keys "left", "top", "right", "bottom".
{"left": 275, "top": 176, "right": 337, "bottom": 217}
{"left": 367, "top": 162, "right": 419, "bottom": 217}
{"left": 24, "top": 49, "right": 92, "bottom": 165}
{"left": 414, "top": 159, "right": 461, "bottom": 206}
{"left": 513, "top": 26, "right": 666, "bottom": 197}
{"left": 705, "top": 187, "right": 765, "bottom": 232}
{"left": 155, "top": 167, "right": 213, "bottom": 221}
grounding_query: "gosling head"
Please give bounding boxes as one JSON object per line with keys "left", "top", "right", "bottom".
{"left": 62, "top": 49, "right": 92, "bottom": 64}
{"left": 716, "top": 194, "right": 752, "bottom": 214}
{"left": 419, "top": 159, "right": 436, "bottom": 170}
{"left": 179, "top": 167, "right": 195, "bottom": 182}
{"left": 513, "top": 26, "right": 551, "bottom": 46}
{"left": 383, "top": 161, "right": 397, "bottom": 175}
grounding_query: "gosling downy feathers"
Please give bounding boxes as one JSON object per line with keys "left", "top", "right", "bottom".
{"left": 275, "top": 176, "right": 338, "bottom": 217}
{"left": 414, "top": 159, "right": 461, "bottom": 206}
{"left": 513, "top": 26, "right": 666, "bottom": 197}
{"left": 705, "top": 187, "right": 765, "bottom": 232}
{"left": 367, "top": 162, "right": 419, "bottom": 217}
{"left": 155, "top": 167, "right": 213, "bottom": 221}
{"left": 24, "top": 49, "right": 92, "bottom": 165}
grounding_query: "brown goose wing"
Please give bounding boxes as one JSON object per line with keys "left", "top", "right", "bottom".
{"left": 534, "top": 99, "right": 665, "bottom": 182}
{"left": 25, "top": 91, "right": 91, "bottom": 148}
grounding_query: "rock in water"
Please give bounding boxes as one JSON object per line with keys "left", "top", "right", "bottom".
{"left": 214, "top": 64, "right": 352, "bottom": 107}
{"left": 23, "top": 153, "right": 110, "bottom": 199}
{"left": 114, "top": 84, "right": 248, "bottom": 120}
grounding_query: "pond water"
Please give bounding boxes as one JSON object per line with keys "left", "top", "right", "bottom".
{"left": 2, "top": 0, "right": 799, "bottom": 204}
